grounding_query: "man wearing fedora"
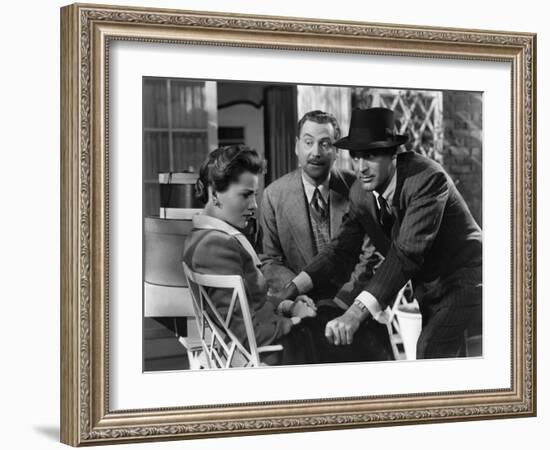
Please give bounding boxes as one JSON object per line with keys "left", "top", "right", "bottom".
{"left": 281, "top": 107, "right": 482, "bottom": 359}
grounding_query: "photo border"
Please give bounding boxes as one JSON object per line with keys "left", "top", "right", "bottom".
{"left": 60, "top": 3, "right": 536, "bottom": 446}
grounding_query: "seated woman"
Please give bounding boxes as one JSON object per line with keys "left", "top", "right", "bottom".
{"left": 182, "top": 145, "right": 318, "bottom": 365}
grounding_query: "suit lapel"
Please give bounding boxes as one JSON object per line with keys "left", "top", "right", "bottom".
{"left": 329, "top": 170, "right": 351, "bottom": 238}
{"left": 391, "top": 152, "right": 411, "bottom": 238}
{"left": 283, "top": 171, "right": 315, "bottom": 263}
{"left": 389, "top": 204, "right": 401, "bottom": 241}
{"left": 329, "top": 192, "right": 346, "bottom": 239}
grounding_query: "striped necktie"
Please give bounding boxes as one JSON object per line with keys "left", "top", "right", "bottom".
{"left": 311, "top": 187, "right": 328, "bottom": 220}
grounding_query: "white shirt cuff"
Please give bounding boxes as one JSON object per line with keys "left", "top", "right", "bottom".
{"left": 292, "top": 272, "right": 314, "bottom": 294}
{"left": 356, "top": 291, "right": 391, "bottom": 324}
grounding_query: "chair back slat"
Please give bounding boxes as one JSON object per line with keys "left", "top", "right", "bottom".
{"left": 225, "top": 290, "right": 239, "bottom": 328}
{"left": 182, "top": 262, "right": 266, "bottom": 368}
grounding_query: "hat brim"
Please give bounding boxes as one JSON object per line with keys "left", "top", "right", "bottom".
{"left": 334, "top": 134, "right": 408, "bottom": 151}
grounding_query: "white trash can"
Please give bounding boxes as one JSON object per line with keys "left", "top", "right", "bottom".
{"left": 395, "top": 302, "right": 422, "bottom": 360}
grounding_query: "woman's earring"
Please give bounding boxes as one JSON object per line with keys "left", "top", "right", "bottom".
{"left": 213, "top": 196, "right": 221, "bottom": 208}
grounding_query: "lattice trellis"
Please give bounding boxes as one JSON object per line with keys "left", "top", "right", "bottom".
{"left": 353, "top": 89, "right": 444, "bottom": 163}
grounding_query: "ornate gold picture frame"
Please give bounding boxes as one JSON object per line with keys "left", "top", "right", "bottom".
{"left": 60, "top": 2, "right": 536, "bottom": 446}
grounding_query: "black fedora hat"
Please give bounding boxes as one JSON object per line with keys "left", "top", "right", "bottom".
{"left": 334, "top": 107, "right": 408, "bottom": 151}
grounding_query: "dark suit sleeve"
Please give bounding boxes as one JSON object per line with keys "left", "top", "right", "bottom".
{"left": 367, "top": 171, "right": 449, "bottom": 308}
{"left": 335, "top": 236, "right": 384, "bottom": 306}
{"left": 260, "top": 188, "right": 298, "bottom": 293}
{"left": 303, "top": 199, "right": 365, "bottom": 288}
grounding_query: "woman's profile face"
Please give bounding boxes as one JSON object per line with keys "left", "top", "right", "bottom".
{"left": 215, "top": 171, "right": 259, "bottom": 229}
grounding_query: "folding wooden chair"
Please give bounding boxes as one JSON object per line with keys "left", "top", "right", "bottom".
{"left": 180, "top": 262, "right": 283, "bottom": 369}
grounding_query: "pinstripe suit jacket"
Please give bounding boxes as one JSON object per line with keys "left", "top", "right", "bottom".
{"left": 304, "top": 152, "right": 482, "bottom": 308}
{"left": 260, "top": 168, "right": 359, "bottom": 299}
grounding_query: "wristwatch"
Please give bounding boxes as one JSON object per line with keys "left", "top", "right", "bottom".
{"left": 353, "top": 298, "right": 369, "bottom": 314}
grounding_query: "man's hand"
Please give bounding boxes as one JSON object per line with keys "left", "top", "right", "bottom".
{"left": 291, "top": 295, "right": 317, "bottom": 319}
{"left": 277, "top": 281, "right": 299, "bottom": 301}
{"left": 295, "top": 295, "right": 316, "bottom": 309}
{"left": 325, "top": 303, "right": 368, "bottom": 345}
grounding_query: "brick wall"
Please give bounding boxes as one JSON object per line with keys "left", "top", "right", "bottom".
{"left": 442, "top": 92, "right": 483, "bottom": 226}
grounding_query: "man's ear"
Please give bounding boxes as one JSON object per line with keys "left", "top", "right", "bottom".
{"left": 294, "top": 137, "right": 299, "bottom": 157}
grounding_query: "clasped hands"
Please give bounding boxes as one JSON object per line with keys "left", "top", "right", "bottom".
{"left": 277, "top": 282, "right": 367, "bottom": 345}
{"left": 278, "top": 295, "right": 317, "bottom": 322}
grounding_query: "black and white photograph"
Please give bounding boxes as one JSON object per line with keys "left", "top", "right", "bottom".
{"left": 54, "top": 1, "right": 538, "bottom": 447}
{"left": 142, "top": 78, "right": 483, "bottom": 371}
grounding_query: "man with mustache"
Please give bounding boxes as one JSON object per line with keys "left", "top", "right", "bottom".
{"left": 282, "top": 107, "right": 482, "bottom": 359}
{"left": 260, "top": 110, "right": 393, "bottom": 362}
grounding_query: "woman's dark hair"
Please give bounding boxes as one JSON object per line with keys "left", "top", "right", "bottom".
{"left": 195, "top": 145, "right": 265, "bottom": 204}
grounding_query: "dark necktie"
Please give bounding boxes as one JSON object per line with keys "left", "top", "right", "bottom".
{"left": 311, "top": 187, "right": 328, "bottom": 220}
{"left": 377, "top": 195, "right": 394, "bottom": 238}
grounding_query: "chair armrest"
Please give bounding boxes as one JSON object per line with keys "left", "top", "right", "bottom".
{"left": 178, "top": 336, "right": 203, "bottom": 351}
{"left": 257, "top": 344, "right": 283, "bottom": 353}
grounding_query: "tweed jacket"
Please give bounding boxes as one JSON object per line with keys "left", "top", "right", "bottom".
{"left": 260, "top": 168, "right": 361, "bottom": 298}
{"left": 182, "top": 215, "right": 288, "bottom": 347}
{"left": 303, "top": 152, "right": 482, "bottom": 308}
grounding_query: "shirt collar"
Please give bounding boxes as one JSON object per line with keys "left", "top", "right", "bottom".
{"left": 192, "top": 213, "right": 261, "bottom": 267}
{"left": 301, "top": 171, "right": 331, "bottom": 204}
{"left": 192, "top": 213, "right": 240, "bottom": 234}
{"left": 372, "top": 161, "right": 397, "bottom": 207}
